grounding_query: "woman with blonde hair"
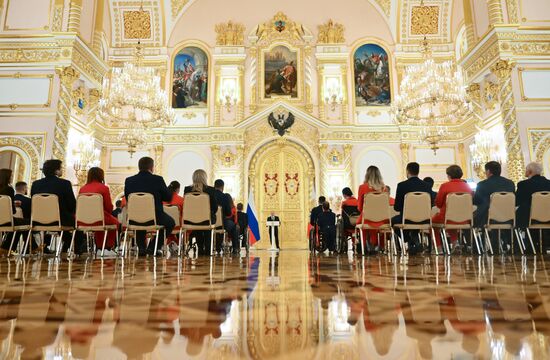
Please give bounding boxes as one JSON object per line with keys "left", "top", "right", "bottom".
{"left": 183, "top": 169, "right": 218, "bottom": 255}
{"left": 356, "top": 166, "right": 393, "bottom": 250}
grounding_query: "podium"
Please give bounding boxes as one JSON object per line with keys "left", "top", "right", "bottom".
{"left": 266, "top": 220, "right": 280, "bottom": 251}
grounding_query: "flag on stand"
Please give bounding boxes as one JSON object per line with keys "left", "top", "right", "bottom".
{"left": 247, "top": 189, "right": 261, "bottom": 246}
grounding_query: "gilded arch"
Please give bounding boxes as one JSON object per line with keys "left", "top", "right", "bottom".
{"left": 0, "top": 135, "right": 44, "bottom": 182}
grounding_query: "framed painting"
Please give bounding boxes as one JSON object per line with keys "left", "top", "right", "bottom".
{"left": 263, "top": 45, "right": 298, "bottom": 99}
{"left": 353, "top": 43, "right": 391, "bottom": 106}
{"left": 172, "top": 46, "right": 209, "bottom": 109}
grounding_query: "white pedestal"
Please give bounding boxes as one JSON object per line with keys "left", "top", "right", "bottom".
{"left": 266, "top": 220, "right": 280, "bottom": 251}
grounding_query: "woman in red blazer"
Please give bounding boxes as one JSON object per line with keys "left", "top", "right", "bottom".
{"left": 164, "top": 181, "right": 184, "bottom": 213}
{"left": 79, "top": 167, "right": 119, "bottom": 250}
{"left": 357, "top": 166, "right": 392, "bottom": 248}
{"left": 432, "top": 165, "right": 473, "bottom": 245}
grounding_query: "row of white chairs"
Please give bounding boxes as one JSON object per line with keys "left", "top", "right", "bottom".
{"left": 355, "top": 191, "right": 550, "bottom": 256}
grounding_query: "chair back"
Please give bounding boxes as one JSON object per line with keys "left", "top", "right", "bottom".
{"left": 76, "top": 193, "right": 105, "bottom": 227}
{"left": 214, "top": 206, "right": 224, "bottom": 229}
{"left": 402, "top": 192, "right": 432, "bottom": 224}
{"left": 361, "top": 192, "right": 391, "bottom": 223}
{"left": 182, "top": 192, "right": 212, "bottom": 225}
{"left": 31, "top": 194, "right": 61, "bottom": 226}
{"left": 445, "top": 192, "right": 473, "bottom": 224}
{"left": 0, "top": 195, "right": 13, "bottom": 227}
{"left": 163, "top": 205, "right": 181, "bottom": 228}
{"left": 488, "top": 192, "right": 515, "bottom": 224}
{"left": 127, "top": 193, "right": 156, "bottom": 225}
{"left": 530, "top": 191, "right": 550, "bottom": 224}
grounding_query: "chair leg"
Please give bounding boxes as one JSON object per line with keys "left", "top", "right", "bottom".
{"left": 399, "top": 229, "right": 405, "bottom": 255}
{"left": 514, "top": 229, "right": 525, "bottom": 255}
{"left": 526, "top": 229, "right": 537, "bottom": 254}
{"left": 430, "top": 228, "right": 438, "bottom": 256}
{"left": 360, "top": 228, "right": 365, "bottom": 256}
{"left": 101, "top": 230, "right": 108, "bottom": 257}
{"left": 391, "top": 229, "right": 397, "bottom": 256}
{"left": 441, "top": 229, "right": 450, "bottom": 255}
{"left": 153, "top": 230, "right": 160, "bottom": 256}
{"left": 121, "top": 229, "right": 128, "bottom": 257}
{"left": 210, "top": 230, "right": 214, "bottom": 256}
{"left": 21, "top": 231, "right": 32, "bottom": 258}
{"left": 178, "top": 229, "right": 183, "bottom": 257}
{"left": 540, "top": 229, "right": 543, "bottom": 254}
{"left": 472, "top": 229, "right": 481, "bottom": 255}
{"left": 485, "top": 228, "right": 494, "bottom": 255}
{"left": 7, "top": 231, "right": 17, "bottom": 256}
{"left": 69, "top": 230, "right": 77, "bottom": 257}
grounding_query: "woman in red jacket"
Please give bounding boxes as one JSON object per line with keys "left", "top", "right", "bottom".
{"left": 79, "top": 167, "right": 119, "bottom": 250}
{"left": 164, "top": 181, "right": 184, "bottom": 213}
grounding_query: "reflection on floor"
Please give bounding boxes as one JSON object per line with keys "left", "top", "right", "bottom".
{"left": 1, "top": 252, "right": 550, "bottom": 359}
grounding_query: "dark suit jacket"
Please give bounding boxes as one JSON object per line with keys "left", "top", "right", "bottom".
{"left": 237, "top": 211, "right": 248, "bottom": 231}
{"left": 267, "top": 215, "right": 280, "bottom": 237}
{"left": 516, "top": 175, "right": 550, "bottom": 227}
{"left": 394, "top": 177, "right": 432, "bottom": 213}
{"left": 31, "top": 175, "right": 76, "bottom": 225}
{"left": 14, "top": 193, "right": 31, "bottom": 219}
{"left": 310, "top": 205, "right": 323, "bottom": 225}
{"left": 214, "top": 189, "right": 232, "bottom": 217}
{"left": 124, "top": 171, "right": 172, "bottom": 218}
{"left": 183, "top": 185, "right": 218, "bottom": 223}
{"left": 317, "top": 210, "right": 336, "bottom": 230}
{"left": 474, "top": 175, "right": 515, "bottom": 226}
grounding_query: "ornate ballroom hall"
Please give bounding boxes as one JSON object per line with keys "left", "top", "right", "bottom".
{"left": 0, "top": 0, "right": 550, "bottom": 359}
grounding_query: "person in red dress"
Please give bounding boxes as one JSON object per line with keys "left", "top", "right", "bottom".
{"left": 164, "top": 181, "right": 184, "bottom": 213}
{"left": 357, "top": 166, "right": 392, "bottom": 248}
{"left": 79, "top": 167, "right": 119, "bottom": 250}
{"left": 432, "top": 165, "right": 473, "bottom": 246}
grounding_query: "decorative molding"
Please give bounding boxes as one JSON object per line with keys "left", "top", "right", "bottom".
{"left": 411, "top": 5, "right": 439, "bottom": 35}
{"left": 0, "top": 135, "right": 45, "bottom": 181}
{"left": 123, "top": 10, "right": 152, "bottom": 39}
{"left": 171, "top": 0, "right": 189, "bottom": 20}
{"left": 317, "top": 19, "right": 345, "bottom": 44}
{"left": 53, "top": 66, "right": 79, "bottom": 163}
{"left": 215, "top": 21, "right": 245, "bottom": 46}
{"left": 483, "top": 80, "right": 499, "bottom": 111}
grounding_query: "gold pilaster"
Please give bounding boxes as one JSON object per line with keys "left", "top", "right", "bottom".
{"left": 491, "top": 60, "right": 524, "bottom": 183}
{"left": 67, "top": 0, "right": 83, "bottom": 33}
{"left": 462, "top": 0, "right": 477, "bottom": 46}
{"left": 400, "top": 143, "right": 410, "bottom": 178}
{"left": 466, "top": 83, "right": 483, "bottom": 127}
{"left": 54, "top": 66, "right": 80, "bottom": 163}
{"left": 154, "top": 145, "right": 164, "bottom": 175}
{"left": 92, "top": 0, "right": 105, "bottom": 55}
{"left": 487, "top": 0, "right": 504, "bottom": 25}
{"left": 318, "top": 144, "right": 329, "bottom": 198}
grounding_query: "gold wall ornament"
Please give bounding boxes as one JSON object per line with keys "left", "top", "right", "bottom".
{"left": 487, "top": 0, "right": 504, "bottom": 25}
{"left": 317, "top": 19, "right": 345, "bottom": 44}
{"left": 483, "top": 81, "right": 499, "bottom": 111}
{"left": 255, "top": 12, "right": 307, "bottom": 45}
{"left": 327, "top": 148, "right": 343, "bottom": 166}
{"left": 0, "top": 135, "right": 44, "bottom": 182}
{"left": 171, "top": 0, "right": 189, "bottom": 20}
{"left": 221, "top": 148, "right": 236, "bottom": 167}
{"left": 410, "top": 5, "right": 439, "bottom": 35}
{"left": 52, "top": 4, "right": 64, "bottom": 32}
{"left": 123, "top": 10, "right": 152, "bottom": 40}
{"left": 54, "top": 66, "right": 80, "bottom": 163}
{"left": 71, "top": 86, "right": 86, "bottom": 114}
{"left": 375, "top": 0, "right": 391, "bottom": 17}
{"left": 215, "top": 21, "right": 245, "bottom": 46}
{"left": 490, "top": 59, "right": 525, "bottom": 183}
{"left": 506, "top": 0, "right": 519, "bottom": 23}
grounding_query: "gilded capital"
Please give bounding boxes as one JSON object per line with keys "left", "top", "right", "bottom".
{"left": 491, "top": 59, "right": 513, "bottom": 80}
{"left": 57, "top": 66, "right": 80, "bottom": 87}
{"left": 88, "top": 88, "right": 101, "bottom": 108}
{"left": 466, "top": 83, "right": 481, "bottom": 103}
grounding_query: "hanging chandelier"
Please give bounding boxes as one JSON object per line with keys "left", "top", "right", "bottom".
{"left": 72, "top": 133, "right": 100, "bottom": 186}
{"left": 469, "top": 127, "right": 506, "bottom": 178}
{"left": 98, "top": 3, "right": 174, "bottom": 155}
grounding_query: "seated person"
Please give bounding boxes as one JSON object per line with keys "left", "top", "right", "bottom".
{"left": 112, "top": 200, "right": 123, "bottom": 219}
{"left": 317, "top": 201, "right": 336, "bottom": 252}
{"left": 124, "top": 157, "right": 174, "bottom": 256}
{"left": 79, "top": 167, "right": 119, "bottom": 252}
{"left": 0, "top": 169, "right": 31, "bottom": 254}
{"left": 14, "top": 181, "right": 31, "bottom": 220}
{"left": 310, "top": 196, "right": 326, "bottom": 226}
{"left": 213, "top": 179, "right": 239, "bottom": 255}
{"left": 341, "top": 187, "right": 359, "bottom": 230}
{"left": 473, "top": 161, "right": 514, "bottom": 227}
{"left": 423, "top": 177, "right": 437, "bottom": 206}
{"left": 164, "top": 180, "right": 184, "bottom": 214}
{"left": 236, "top": 203, "right": 248, "bottom": 242}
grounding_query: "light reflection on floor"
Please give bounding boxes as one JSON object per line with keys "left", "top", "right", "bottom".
{"left": 0, "top": 252, "right": 550, "bottom": 359}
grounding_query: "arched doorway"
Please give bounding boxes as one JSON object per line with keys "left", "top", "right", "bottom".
{"left": 249, "top": 139, "right": 314, "bottom": 249}
{"left": 0, "top": 148, "right": 31, "bottom": 184}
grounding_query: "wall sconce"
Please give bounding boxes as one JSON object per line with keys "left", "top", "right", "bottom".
{"left": 220, "top": 78, "right": 238, "bottom": 112}
{"left": 324, "top": 76, "right": 343, "bottom": 111}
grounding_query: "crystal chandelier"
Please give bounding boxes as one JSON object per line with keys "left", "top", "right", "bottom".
{"left": 469, "top": 128, "right": 506, "bottom": 178}
{"left": 72, "top": 134, "right": 100, "bottom": 186}
{"left": 98, "top": 2, "right": 174, "bottom": 155}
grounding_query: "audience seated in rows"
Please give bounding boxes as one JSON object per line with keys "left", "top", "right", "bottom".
{"left": 317, "top": 201, "right": 336, "bottom": 252}
{"left": 15, "top": 181, "right": 31, "bottom": 219}
{"left": 516, "top": 162, "right": 550, "bottom": 229}
{"left": 473, "top": 161, "right": 515, "bottom": 227}
{"left": 213, "top": 179, "right": 239, "bottom": 255}
{"left": 423, "top": 177, "right": 437, "bottom": 206}
{"left": 0, "top": 169, "right": 31, "bottom": 254}
{"left": 164, "top": 180, "right": 184, "bottom": 213}
{"left": 310, "top": 196, "right": 326, "bottom": 226}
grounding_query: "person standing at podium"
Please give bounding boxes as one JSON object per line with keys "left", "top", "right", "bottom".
{"left": 267, "top": 211, "right": 280, "bottom": 249}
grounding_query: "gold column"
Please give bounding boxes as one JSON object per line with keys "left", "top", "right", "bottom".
{"left": 458, "top": 143, "right": 469, "bottom": 178}
{"left": 487, "top": 0, "right": 504, "bottom": 25}
{"left": 318, "top": 144, "right": 329, "bottom": 198}
{"left": 236, "top": 145, "right": 245, "bottom": 201}
{"left": 467, "top": 83, "right": 486, "bottom": 179}
{"left": 343, "top": 144, "right": 353, "bottom": 188}
{"left": 92, "top": 0, "right": 105, "bottom": 55}
{"left": 154, "top": 145, "right": 164, "bottom": 175}
{"left": 67, "top": 0, "right": 83, "bottom": 33}
{"left": 52, "top": 0, "right": 64, "bottom": 32}
{"left": 400, "top": 143, "right": 410, "bottom": 179}
{"left": 54, "top": 66, "right": 80, "bottom": 163}
{"left": 462, "top": 0, "right": 477, "bottom": 49}
{"left": 491, "top": 60, "right": 524, "bottom": 183}
{"left": 211, "top": 145, "right": 220, "bottom": 180}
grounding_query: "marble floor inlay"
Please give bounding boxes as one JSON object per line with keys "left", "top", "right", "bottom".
{"left": 1, "top": 252, "right": 550, "bottom": 359}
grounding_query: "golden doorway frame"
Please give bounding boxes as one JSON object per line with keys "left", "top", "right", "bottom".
{"left": 248, "top": 139, "right": 315, "bottom": 249}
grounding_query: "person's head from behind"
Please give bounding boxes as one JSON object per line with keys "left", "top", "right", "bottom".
{"left": 15, "top": 181, "right": 27, "bottom": 195}
{"left": 525, "top": 162, "right": 543, "bottom": 179}
{"left": 318, "top": 196, "right": 326, "bottom": 205}
{"left": 214, "top": 179, "right": 224, "bottom": 191}
{"left": 364, "top": 165, "right": 385, "bottom": 191}
{"left": 138, "top": 156, "right": 154, "bottom": 173}
{"left": 115, "top": 200, "right": 122, "bottom": 208}
{"left": 42, "top": 159, "right": 63, "bottom": 177}
{"left": 423, "top": 177, "right": 435, "bottom": 189}
{"left": 322, "top": 201, "right": 330, "bottom": 212}
{"left": 86, "top": 167, "right": 105, "bottom": 184}
{"left": 406, "top": 162, "right": 420, "bottom": 178}
{"left": 342, "top": 187, "right": 353, "bottom": 199}
{"left": 237, "top": 203, "right": 243, "bottom": 211}
{"left": 168, "top": 180, "right": 181, "bottom": 194}
{"left": 446, "top": 165, "right": 463, "bottom": 180}
{"left": 484, "top": 161, "right": 502, "bottom": 178}
{"left": 0, "top": 168, "right": 12, "bottom": 189}
{"left": 191, "top": 169, "right": 208, "bottom": 192}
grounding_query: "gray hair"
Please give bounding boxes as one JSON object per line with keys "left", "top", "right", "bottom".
{"left": 526, "top": 162, "right": 543, "bottom": 176}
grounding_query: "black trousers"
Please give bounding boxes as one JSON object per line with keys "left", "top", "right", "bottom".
{"left": 223, "top": 218, "right": 239, "bottom": 252}
{"left": 321, "top": 226, "right": 336, "bottom": 251}
{"left": 191, "top": 230, "right": 212, "bottom": 255}
{"left": 135, "top": 212, "right": 175, "bottom": 254}
{"left": 268, "top": 227, "right": 279, "bottom": 249}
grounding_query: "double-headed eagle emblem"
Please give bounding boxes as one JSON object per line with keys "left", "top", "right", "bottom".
{"left": 268, "top": 111, "right": 295, "bottom": 137}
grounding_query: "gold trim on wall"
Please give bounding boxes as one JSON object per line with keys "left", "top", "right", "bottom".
{"left": 0, "top": 72, "right": 54, "bottom": 109}
{"left": 520, "top": 0, "right": 550, "bottom": 23}
{"left": 3, "top": 0, "right": 53, "bottom": 31}
{"left": 517, "top": 67, "right": 550, "bottom": 101}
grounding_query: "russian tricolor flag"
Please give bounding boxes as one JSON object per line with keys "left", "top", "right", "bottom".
{"left": 247, "top": 189, "right": 261, "bottom": 246}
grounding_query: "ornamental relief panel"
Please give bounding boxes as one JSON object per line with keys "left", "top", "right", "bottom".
{"left": 0, "top": 135, "right": 45, "bottom": 182}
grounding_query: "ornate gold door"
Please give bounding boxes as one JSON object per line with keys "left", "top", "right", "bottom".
{"left": 254, "top": 142, "right": 309, "bottom": 249}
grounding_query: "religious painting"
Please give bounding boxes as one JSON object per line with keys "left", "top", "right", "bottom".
{"left": 172, "top": 46, "right": 208, "bottom": 108}
{"left": 353, "top": 43, "right": 391, "bottom": 106}
{"left": 264, "top": 45, "right": 298, "bottom": 98}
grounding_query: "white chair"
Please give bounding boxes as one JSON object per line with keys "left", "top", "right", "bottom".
{"left": 0, "top": 195, "right": 30, "bottom": 256}
{"left": 163, "top": 204, "right": 183, "bottom": 255}
{"left": 481, "top": 192, "right": 521, "bottom": 255}
{"left": 122, "top": 193, "right": 164, "bottom": 257}
{"left": 213, "top": 206, "right": 228, "bottom": 253}
{"left": 70, "top": 193, "right": 118, "bottom": 257}
{"left": 181, "top": 192, "right": 215, "bottom": 256}
{"left": 355, "top": 192, "right": 396, "bottom": 256}
{"left": 394, "top": 192, "right": 436, "bottom": 255}
{"left": 23, "top": 194, "right": 74, "bottom": 257}
{"left": 433, "top": 192, "right": 474, "bottom": 255}
{"left": 527, "top": 191, "right": 550, "bottom": 254}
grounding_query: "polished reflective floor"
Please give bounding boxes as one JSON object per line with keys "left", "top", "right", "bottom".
{"left": 1, "top": 252, "right": 550, "bottom": 359}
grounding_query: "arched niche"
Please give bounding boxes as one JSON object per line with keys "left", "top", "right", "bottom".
{"left": 354, "top": 146, "right": 400, "bottom": 196}
{"left": 165, "top": 150, "right": 209, "bottom": 189}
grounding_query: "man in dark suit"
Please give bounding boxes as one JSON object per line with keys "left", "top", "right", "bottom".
{"left": 474, "top": 161, "right": 515, "bottom": 227}
{"left": 267, "top": 211, "right": 280, "bottom": 249}
{"left": 124, "top": 157, "right": 174, "bottom": 256}
{"left": 516, "top": 162, "right": 550, "bottom": 229}
{"left": 31, "top": 159, "right": 80, "bottom": 253}
{"left": 214, "top": 179, "right": 239, "bottom": 255}
{"left": 14, "top": 181, "right": 31, "bottom": 220}
{"left": 236, "top": 203, "right": 248, "bottom": 248}
{"left": 310, "top": 196, "right": 326, "bottom": 226}
{"left": 422, "top": 177, "right": 437, "bottom": 206}
{"left": 393, "top": 162, "right": 432, "bottom": 253}
{"left": 317, "top": 202, "right": 336, "bottom": 252}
